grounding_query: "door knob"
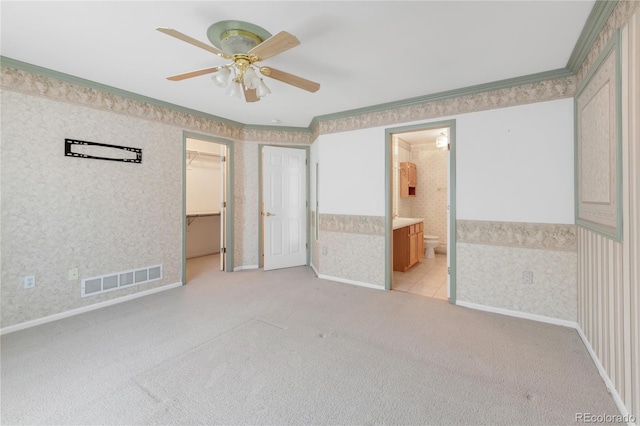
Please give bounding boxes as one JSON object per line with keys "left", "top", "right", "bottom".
{"left": 265, "top": 212, "right": 275, "bottom": 217}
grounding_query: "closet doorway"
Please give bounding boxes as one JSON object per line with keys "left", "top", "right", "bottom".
{"left": 384, "top": 120, "right": 457, "bottom": 303}
{"left": 182, "top": 133, "right": 234, "bottom": 284}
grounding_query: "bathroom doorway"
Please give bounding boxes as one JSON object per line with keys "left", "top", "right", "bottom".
{"left": 182, "top": 132, "right": 234, "bottom": 284}
{"left": 384, "top": 120, "right": 456, "bottom": 303}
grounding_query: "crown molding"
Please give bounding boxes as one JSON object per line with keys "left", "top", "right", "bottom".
{"left": 0, "top": 56, "right": 310, "bottom": 135}
{"left": 566, "top": 0, "right": 618, "bottom": 72}
{"left": 0, "top": 56, "right": 244, "bottom": 129}
{"left": 308, "top": 68, "right": 574, "bottom": 131}
{"left": 243, "top": 123, "right": 311, "bottom": 134}
{"left": 2, "top": 57, "right": 573, "bottom": 136}
{"left": 1, "top": 1, "right": 614, "bottom": 135}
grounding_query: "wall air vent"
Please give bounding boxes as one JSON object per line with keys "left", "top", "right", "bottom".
{"left": 81, "top": 264, "right": 163, "bottom": 297}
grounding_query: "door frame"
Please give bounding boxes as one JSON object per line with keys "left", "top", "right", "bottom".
{"left": 257, "top": 144, "right": 311, "bottom": 269}
{"left": 182, "top": 131, "right": 235, "bottom": 284}
{"left": 384, "top": 119, "right": 457, "bottom": 304}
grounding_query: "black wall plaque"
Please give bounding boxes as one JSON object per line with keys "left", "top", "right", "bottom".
{"left": 65, "top": 139, "right": 142, "bottom": 163}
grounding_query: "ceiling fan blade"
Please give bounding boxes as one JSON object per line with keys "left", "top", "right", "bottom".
{"left": 166, "top": 66, "right": 222, "bottom": 81}
{"left": 248, "top": 31, "right": 300, "bottom": 60}
{"left": 242, "top": 83, "right": 259, "bottom": 102}
{"left": 260, "top": 67, "right": 320, "bottom": 93}
{"left": 156, "top": 27, "right": 230, "bottom": 59}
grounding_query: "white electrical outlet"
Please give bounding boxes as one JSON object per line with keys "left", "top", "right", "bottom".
{"left": 523, "top": 271, "right": 533, "bottom": 284}
{"left": 68, "top": 268, "right": 79, "bottom": 281}
{"left": 24, "top": 275, "right": 36, "bottom": 289}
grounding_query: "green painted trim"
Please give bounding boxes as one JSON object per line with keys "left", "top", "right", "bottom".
{"left": 566, "top": 0, "right": 619, "bottom": 73}
{"left": 449, "top": 124, "right": 458, "bottom": 304}
{"left": 305, "top": 147, "right": 311, "bottom": 267}
{"left": 384, "top": 130, "right": 393, "bottom": 290}
{"left": 1, "top": 56, "right": 247, "bottom": 129}
{"left": 244, "top": 124, "right": 312, "bottom": 133}
{"left": 182, "top": 131, "right": 235, "bottom": 279}
{"left": 258, "top": 144, "right": 264, "bottom": 267}
{"left": 574, "top": 29, "right": 623, "bottom": 242}
{"left": 310, "top": 68, "right": 573, "bottom": 130}
{"left": 384, "top": 119, "right": 457, "bottom": 305}
{"left": 315, "top": 161, "right": 320, "bottom": 242}
{"left": 0, "top": 56, "right": 310, "bottom": 134}
{"left": 257, "top": 144, "right": 311, "bottom": 268}
{"left": 4, "top": 55, "right": 574, "bottom": 135}
{"left": 182, "top": 136, "right": 187, "bottom": 285}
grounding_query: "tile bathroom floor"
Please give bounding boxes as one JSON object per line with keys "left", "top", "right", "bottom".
{"left": 392, "top": 254, "right": 448, "bottom": 300}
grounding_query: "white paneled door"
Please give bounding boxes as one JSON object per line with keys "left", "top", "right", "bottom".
{"left": 262, "top": 146, "right": 307, "bottom": 271}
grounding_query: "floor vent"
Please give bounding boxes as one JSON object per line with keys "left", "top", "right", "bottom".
{"left": 81, "top": 264, "right": 163, "bottom": 297}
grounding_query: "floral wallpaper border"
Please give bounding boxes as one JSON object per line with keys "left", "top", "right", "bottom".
{"left": 6, "top": 0, "right": 638, "bottom": 147}
{"left": 576, "top": 0, "right": 640, "bottom": 86}
{"left": 3, "top": 63, "right": 576, "bottom": 143}
{"left": 456, "top": 220, "right": 577, "bottom": 252}
{"left": 0, "top": 66, "right": 313, "bottom": 144}
{"left": 317, "top": 216, "right": 578, "bottom": 252}
{"left": 319, "top": 214, "right": 385, "bottom": 236}
{"left": 313, "top": 75, "right": 576, "bottom": 137}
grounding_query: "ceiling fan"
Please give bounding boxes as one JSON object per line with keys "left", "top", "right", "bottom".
{"left": 157, "top": 20, "right": 320, "bottom": 103}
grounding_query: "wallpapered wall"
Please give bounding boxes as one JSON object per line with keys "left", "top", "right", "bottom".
{"left": 1, "top": 28, "right": 579, "bottom": 328}
{"left": 410, "top": 143, "right": 448, "bottom": 253}
{"left": 392, "top": 139, "right": 448, "bottom": 253}
{"left": 575, "top": 2, "right": 640, "bottom": 419}
{"left": 0, "top": 90, "right": 183, "bottom": 327}
{"left": 311, "top": 97, "right": 576, "bottom": 320}
{"left": 2, "top": 3, "right": 637, "bottom": 416}
{"left": 2, "top": 67, "right": 577, "bottom": 329}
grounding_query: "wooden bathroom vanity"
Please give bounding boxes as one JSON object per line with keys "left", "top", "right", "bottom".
{"left": 393, "top": 218, "right": 424, "bottom": 272}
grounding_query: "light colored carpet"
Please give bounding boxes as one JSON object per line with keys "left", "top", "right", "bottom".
{"left": 1, "top": 255, "right": 620, "bottom": 425}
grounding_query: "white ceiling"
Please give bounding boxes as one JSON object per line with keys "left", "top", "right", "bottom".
{"left": 0, "top": 1, "right": 594, "bottom": 128}
{"left": 396, "top": 128, "right": 448, "bottom": 145}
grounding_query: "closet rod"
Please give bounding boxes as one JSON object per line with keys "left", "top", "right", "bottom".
{"left": 186, "top": 149, "right": 220, "bottom": 158}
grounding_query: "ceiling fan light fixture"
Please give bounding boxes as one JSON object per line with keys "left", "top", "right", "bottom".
{"left": 243, "top": 67, "right": 260, "bottom": 90}
{"left": 207, "top": 20, "right": 272, "bottom": 55}
{"left": 160, "top": 22, "right": 320, "bottom": 103}
{"left": 211, "top": 67, "right": 231, "bottom": 87}
{"left": 220, "top": 30, "right": 263, "bottom": 55}
{"left": 257, "top": 79, "right": 271, "bottom": 98}
{"left": 226, "top": 80, "right": 243, "bottom": 99}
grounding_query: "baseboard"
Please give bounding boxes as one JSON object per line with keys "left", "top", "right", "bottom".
{"left": 456, "top": 300, "right": 578, "bottom": 329}
{"left": 310, "top": 263, "right": 319, "bottom": 276}
{"left": 0, "top": 282, "right": 183, "bottom": 336}
{"left": 233, "top": 265, "right": 259, "bottom": 271}
{"left": 576, "top": 325, "right": 636, "bottom": 426}
{"left": 456, "top": 300, "right": 635, "bottom": 424}
{"left": 317, "top": 274, "right": 384, "bottom": 290}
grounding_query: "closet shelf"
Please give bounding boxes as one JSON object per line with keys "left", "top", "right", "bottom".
{"left": 186, "top": 149, "right": 221, "bottom": 165}
{"left": 186, "top": 212, "right": 220, "bottom": 225}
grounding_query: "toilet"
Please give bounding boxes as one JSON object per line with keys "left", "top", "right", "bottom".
{"left": 424, "top": 235, "right": 439, "bottom": 259}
